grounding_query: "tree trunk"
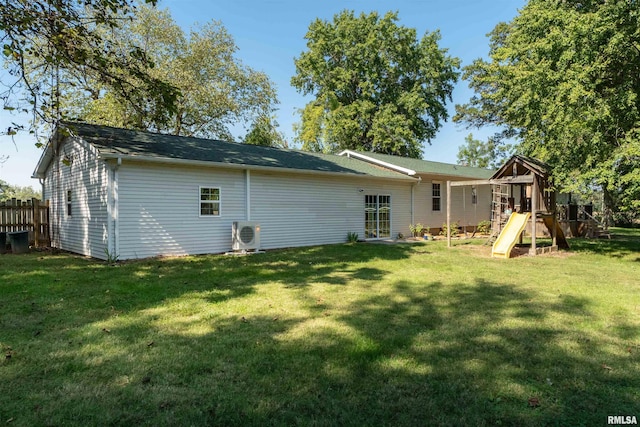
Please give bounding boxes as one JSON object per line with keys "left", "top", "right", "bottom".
{"left": 602, "top": 185, "right": 616, "bottom": 227}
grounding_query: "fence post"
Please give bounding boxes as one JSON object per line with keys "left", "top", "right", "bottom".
{"left": 45, "top": 199, "right": 50, "bottom": 246}
{"left": 33, "top": 197, "right": 40, "bottom": 247}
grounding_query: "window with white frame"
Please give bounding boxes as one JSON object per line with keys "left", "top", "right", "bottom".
{"left": 200, "top": 187, "right": 221, "bottom": 216}
{"left": 471, "top": 186, "right": 478, "bottom": 204}
{"left": 432, "top": 183, "right": 441, "bottom": 211}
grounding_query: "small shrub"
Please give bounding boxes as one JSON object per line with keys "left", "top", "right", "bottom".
{"left": 440, "top": 221, "right": 459, "bottom": 237}
{"left": 104, "top": 247, "right": 120, "bottom": 264}
{"left": 346, "top": 232, "right": 359, "bottom": 243}
{"left": 477, "top": 220, "right": 491, "bottom": 234}
{"left": 409, "top": 223, "right": 425, "bottom": 237}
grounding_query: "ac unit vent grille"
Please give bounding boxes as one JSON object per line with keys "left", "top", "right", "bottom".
{"left": 239, "top": 226, "right": 255, "bottom": 244}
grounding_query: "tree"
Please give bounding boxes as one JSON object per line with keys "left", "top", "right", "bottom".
{"left": 29, "top": 6, "right": 279, "bottom": 141}
{"left": 454, "top": 0, "right": 640, "bottom": 219}
{"left": 0, "top": 179, "right": 41, "bottom": 201}
{"left": 244, "top": 114, "right": 287, "bottom": 148}
{"left": 456, "top": 133, "right": 513, "bottom": 169}
{"left": 0, "top": 0, "right": 179, "bottom": 137}
{"left": 291, "top": 10, "right": 460, "bottom": 157}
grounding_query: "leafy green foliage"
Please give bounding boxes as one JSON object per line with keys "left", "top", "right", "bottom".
{"left": 56, "top": 6, "right": 279, "bottom": 140}
{"left": 0, "top": 179, "right": 41, "bottom": 201}
{"left": 455, "top": 0, "right": 640, "bottom": 220}
{"left": 346, "top": 231, "right": 359, "bottom": 243}
{"left": 456, "top": 133, "right": 513, "bottom": 169}
{"left": 409, "top": 223, "right": 426, "bottom": 237}
{"left": 243, "top": 114, "right": 287, "bottom": 148}
{"left": 440, "top": 221, "right": 459, "bottom": 237}
{"left": 292, "top": 10, "right": 460, "bottom": 156}
{"left": 0, "top": 0, "right": 179, "bottom": 136}
{"left": 477, "top": 220, "right": 491, "bottom": 234}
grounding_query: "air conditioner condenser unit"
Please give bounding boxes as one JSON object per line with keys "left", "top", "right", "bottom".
{"left": 232, "top": 221, "right": 261, "bottom": 251}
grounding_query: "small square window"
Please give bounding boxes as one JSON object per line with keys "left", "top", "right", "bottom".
{"left": 200, "top": 187, "right": 220, "bottom": 216}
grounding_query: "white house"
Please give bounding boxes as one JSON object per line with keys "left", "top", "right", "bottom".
{"left": 32, "top": 122, "right": 493, "bottom": 260}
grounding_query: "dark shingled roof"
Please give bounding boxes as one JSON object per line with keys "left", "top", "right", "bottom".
{"left": 491, "top": 155, "right": 551, "bottom": 180}
{"left": 34, "top": 122, "right": 495, "bottom": 182}
{"left": 47, "top": 122, "right": 415, "bottom": 180}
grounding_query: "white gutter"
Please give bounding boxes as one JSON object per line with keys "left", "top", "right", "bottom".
{"left": 98, "top": 153, "right": 419, "bottom": 182}
{"left": 338, "top": 150, "right": 417, "bottom": 176}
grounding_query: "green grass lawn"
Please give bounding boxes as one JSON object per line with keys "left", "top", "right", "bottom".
{"left": 1, "top": 229, "right": 639, "bottom": 426}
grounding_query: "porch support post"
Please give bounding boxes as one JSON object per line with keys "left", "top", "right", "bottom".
{"left": 530, "top": 177, "right": 538, "bottom": 255}
{"left": 447, "top": 181, "right": 451, "bottom": 248}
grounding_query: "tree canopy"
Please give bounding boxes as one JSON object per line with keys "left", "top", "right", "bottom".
{"left": 73, "top": 6, "right": 279, "bottom": 140}
{"left": 0, "top": 179, "right": 41, "bottom": 201}
{"left": 243, "top": 114, "right": 287, "bottom": 148}
{"left": 16, "top": 5, "right": 279, "bottom": 141}
{"left": 456, "top": 133, "right": 513, "bottom": 169}
{"left": 291, "top": 10, "right": 460, "bottom": 157}
{"left": 455, "top": 0, "right": 640, "bottom": 220}
{"left": 0, "top": 0, "right": 179, "bottom": 136}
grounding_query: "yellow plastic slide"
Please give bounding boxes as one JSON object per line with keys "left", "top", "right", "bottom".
{"left": 491, "top": 212, "right": 531, "bottom": 259}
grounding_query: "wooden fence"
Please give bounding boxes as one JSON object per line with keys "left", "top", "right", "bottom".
{"left": 0, "top": 198, "right": 50, "bottom": 247}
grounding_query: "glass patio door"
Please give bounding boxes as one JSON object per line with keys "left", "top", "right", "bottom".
{"left": 365, "top": 195, "right": 391, "bottom": 239}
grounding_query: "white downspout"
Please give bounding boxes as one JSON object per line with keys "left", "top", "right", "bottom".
{"left": 107, "top": 158, "right": 122, "bottom": 258}
{"left": 245, "top": 169, "right": 251, "bottom": 221}
{"left": 39, "top": 178, "right": 45, "bottom": 201}
{"left": 114, "top": 157, "right": 121, "bottom": 257}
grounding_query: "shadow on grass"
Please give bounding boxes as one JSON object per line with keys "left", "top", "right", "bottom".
{"left": 568, "top": 227, "right": 640, "bottom": 258}
{"left": 0, "top": 242, "right": 413, "bottom": 337}
{"left": 1, "top": 243, "right": 638, "bottom": 425}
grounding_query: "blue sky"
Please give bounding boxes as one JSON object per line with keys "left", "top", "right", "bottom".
{"left": 0, "top": 0, "right": 525, "bottom": 188}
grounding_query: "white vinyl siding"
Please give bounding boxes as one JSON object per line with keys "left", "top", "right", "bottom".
{"left": 117, "top": 162, "right": 245, "bottom": 259}
{"left": 249, "top": 172, "right": 412, "bottom": 249}
{"left": 44, "top": 137, "right": 110, "bottom": 259}
{"left": 412, "top": 178, "right": 492, "bottom": 231}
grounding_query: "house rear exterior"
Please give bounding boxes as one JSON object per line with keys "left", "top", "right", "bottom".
{"left": 32, "top": 123, "right": 493, "bottom": 260}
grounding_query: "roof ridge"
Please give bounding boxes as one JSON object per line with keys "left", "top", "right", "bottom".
{"left": 34, "top": 122, "right": 417, "bottom": 181}
{"left": 348, "top": 149, "right": 494, "bottom": 171}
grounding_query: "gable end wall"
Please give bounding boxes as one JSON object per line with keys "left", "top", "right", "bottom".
{"left": 44, "top": 137, "right": 111, "bottom": 259}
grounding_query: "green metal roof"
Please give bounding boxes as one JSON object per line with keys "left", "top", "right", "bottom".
{"left": 48, "top": 122, "right": 415, "bottom": 180}
{"left": 343, "top": 150, "right": 495, "bottom": 179}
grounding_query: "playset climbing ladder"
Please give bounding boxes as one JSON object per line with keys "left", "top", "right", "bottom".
{"left": 487, "top": 184, "right": 510, "bottom": 245}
